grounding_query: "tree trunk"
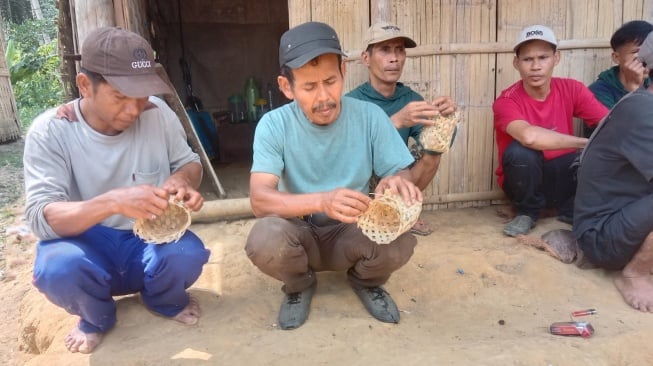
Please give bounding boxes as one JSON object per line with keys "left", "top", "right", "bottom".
{"left": 30, "top": 0, "right": 51, "bottom": 43}
{"left": 0, "top": 11, "right": 20, "bottom": 143}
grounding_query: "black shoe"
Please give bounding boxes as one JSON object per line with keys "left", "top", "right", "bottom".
{"left": 353, "top": 286, "right": 399, "bottom": 323}
{"left": 278, "top": 282, "right": 316, "bottom": 330}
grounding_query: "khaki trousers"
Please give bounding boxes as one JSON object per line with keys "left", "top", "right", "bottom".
{"left": 245, "top": 216, "right": 416, "bottom": 294}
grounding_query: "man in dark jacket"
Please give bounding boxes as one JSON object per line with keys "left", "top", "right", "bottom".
{"left": 586, "top": 20, "right": 653, "bottom": 136}
{"left": 574, "top": 31, "right": 653, "bottom": 312}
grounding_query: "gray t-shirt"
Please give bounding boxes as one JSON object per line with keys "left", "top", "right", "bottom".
{"left": 574, "top": 88, "right": 653, "bottom": 236}
{"left": 24, "top": 96, "right": 200, "bottom": 240}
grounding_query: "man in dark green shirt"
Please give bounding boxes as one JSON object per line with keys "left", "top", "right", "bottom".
{"left": 347, "top": 21, "right": 457, "bottom": 235}
{"left": 586, "top": 20, "right": 652, "bottom": 136}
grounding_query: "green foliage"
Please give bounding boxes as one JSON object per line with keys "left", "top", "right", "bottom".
{"left": 4, "top": 0, "right": 62, "bottom": 129}
{"left": 0, "top": 0, "right": 32, "bottom": 25}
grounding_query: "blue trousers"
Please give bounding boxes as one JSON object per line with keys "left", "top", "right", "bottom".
{"left": 32, "top": 225, "right": 210, "bottom": 334}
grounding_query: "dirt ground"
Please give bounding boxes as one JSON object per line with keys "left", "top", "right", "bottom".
{"left": 3, "top": 137, "right": 653, "bottom": 365}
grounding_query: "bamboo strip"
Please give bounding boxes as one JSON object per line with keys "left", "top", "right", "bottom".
{"left": 423, "top": 190, "right": 506, "bottom": 205}
{"left": 345, "top": 39, "right": 611, "bottom": 62}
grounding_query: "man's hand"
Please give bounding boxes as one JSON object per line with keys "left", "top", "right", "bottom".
{"left": 162, "top": 174, "right": 204, "bottom": 211}
{"left": 392, "top": 97, "right": 457, "bottom": 129}
{"left": 622, "top": 55, "right": 647, "bottom": 91}
{"left": 161, "top": 162, "right": 204, "bottom": 211}
{"left": 321, "top": 188, "right": 372, "bottom": 224}
{"left": 374, "top": 174, "right": 423, "bottom": 207}
{"left": 111, "top": 185, "right": 170, "bottom": 219}
{"left": 430, "top": 96, "right": 457, "bottom": 116}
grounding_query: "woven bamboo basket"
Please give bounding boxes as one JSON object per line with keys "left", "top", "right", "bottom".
{"left": 418, "top": 110, "right": 462, "bottom": 153}
{"left": 133, "top": 197, "right": 191, "bottom": 244}
{"left": 357, "top": 190, "right": 422, "bottom": 244}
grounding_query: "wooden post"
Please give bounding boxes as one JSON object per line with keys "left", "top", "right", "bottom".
{"left": 74, "top": 0, "right": 115, "bottom": 46}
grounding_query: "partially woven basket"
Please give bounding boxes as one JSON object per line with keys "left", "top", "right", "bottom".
{"left": 357, "top": 190, "right": 422, "bottom": 244}
{"left": 418, "top": 110, "right": 461, "bottom": 154}
{"left": 133, "top": 198, "right": 191, "bottom": 244}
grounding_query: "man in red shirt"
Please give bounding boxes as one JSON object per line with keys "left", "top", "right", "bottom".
{"left": 493, "top": 25, "right": 608, "bottom": 237}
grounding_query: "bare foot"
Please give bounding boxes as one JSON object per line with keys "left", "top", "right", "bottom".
{"left": 64, "top": 326, "right": 103, "bottom": 354}
{"left": 171, "top": 296, "right": 201, "bottom": 325}
{"left": 614, "top": 274, "right": 653, "bottom": 312}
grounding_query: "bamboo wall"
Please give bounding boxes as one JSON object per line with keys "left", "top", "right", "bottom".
{"left": 75, "top": 0, "right": 653, "bottom": 208}
{"left": 289, "top": 0, "right": 653, "bottom": 210}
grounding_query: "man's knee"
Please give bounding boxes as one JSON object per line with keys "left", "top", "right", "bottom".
{"left": 245, "top": 217, "right": 305, "bottom": 268}
{"left": 33, "top": 243, "right": 88, "bottom": 291}
{"left": 383, "top": 234, "right": 417, "bottom": 271}
{"left": 503, "top": 141, "right": 541, "bottom": 166}
{"left": 578, "top": 231, "right": 638, "bottom": 270}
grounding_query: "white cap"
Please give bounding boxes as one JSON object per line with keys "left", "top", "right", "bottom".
{"left": 514, "top": 25, "right": 558, "bottom": 52}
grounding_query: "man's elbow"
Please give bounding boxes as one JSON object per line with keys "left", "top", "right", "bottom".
{"left": 249, "top": 197, "right": 267, "bottom": 217}
{"left": 518, "top": 131, "right": 538, "bottom": 148}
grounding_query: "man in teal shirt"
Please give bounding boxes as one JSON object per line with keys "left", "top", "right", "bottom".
{"left": 246, "top": 21, "right": 423, "bottom": 330}
{"left": 347, "top": 21, "right": 457, "bottom": 235}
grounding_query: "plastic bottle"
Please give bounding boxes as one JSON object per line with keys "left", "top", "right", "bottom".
{"left": 228, "top": 94, "right": 245, "bottom": 123}
{"left": 267, "top": 82, "right": 275, "bottom": 110}
{"left": 244, "top": 77, "right": 260, "bottom": 123}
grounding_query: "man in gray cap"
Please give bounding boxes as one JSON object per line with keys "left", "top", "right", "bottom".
{"left": 493, "top": 24, "right": 607, "bottom": 237}
{"left": 347, "top": 21, "right": 457, "bottom": 236}
{"left": 23, "top": 27, "right": 210, "bottom": 353}
{"left": 574, "top": 30, "right": 653, "bottom": 313}
{"left": 246, "top": 21, "right": 422, "bottom": 329}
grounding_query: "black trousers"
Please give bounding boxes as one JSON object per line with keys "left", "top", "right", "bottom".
{"left": 501, "top": 141, "right": 579, "bottom": 220}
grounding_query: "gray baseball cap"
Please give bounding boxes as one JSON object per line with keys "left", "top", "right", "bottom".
{"left": 279, "top": 22, "right": 344, "bottom": 68}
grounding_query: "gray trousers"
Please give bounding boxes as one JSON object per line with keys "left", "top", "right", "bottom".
{"left": 245, "top": 216, "right": 416, "bottom": 294}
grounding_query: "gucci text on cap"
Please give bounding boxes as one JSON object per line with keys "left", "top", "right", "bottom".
{"left": 81, "top": 27, "right": 171, "bottom": 98}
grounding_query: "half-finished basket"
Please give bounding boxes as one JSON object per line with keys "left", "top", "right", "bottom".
{"left": 418, "top": 110, "right": 461, "bottom": 154}
{"left": 357, "top": 190, "right": 422, "bottom": 244}
{"left": 133, "top": 197, "right": 191, "bottom": 244}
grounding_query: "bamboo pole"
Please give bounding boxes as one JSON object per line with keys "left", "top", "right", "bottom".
{"left": 190, "top": 192, "right": 506, "bottom": 223}
{"left": 345, "top": 39, "right": 610, "bottom": 61}
{"left": 423, "top": 190, "right": 506, "bottom": 205}
{"left": 191, "top": 198, "right": 253, "bottom": 222}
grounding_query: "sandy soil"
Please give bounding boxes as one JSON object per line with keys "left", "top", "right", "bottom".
{"left": 3, "top": 138, "right": 653, "bottom": 365}
{"left": 3, "top": 204, "right": 653, "bottom": 366}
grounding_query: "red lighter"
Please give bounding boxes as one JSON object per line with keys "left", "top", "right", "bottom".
{"left": 550, "top": 321, "right": 594, "bottom": 338}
